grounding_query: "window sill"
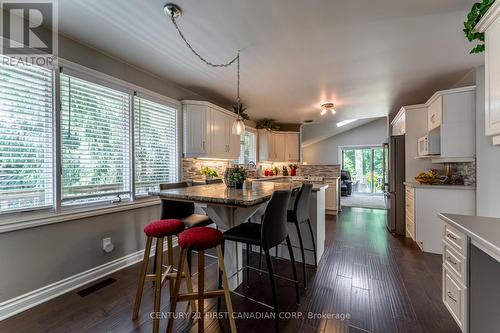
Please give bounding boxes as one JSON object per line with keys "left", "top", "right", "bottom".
{"left": 0, "top": 198, "right": 161, "bottom": 234}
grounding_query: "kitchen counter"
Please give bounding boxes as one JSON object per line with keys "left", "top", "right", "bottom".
{"left": 404, "top": 181, "right": 476, "bottom": 190}
{"left": 439, "top": 213, "right": 500, "bottom": 262}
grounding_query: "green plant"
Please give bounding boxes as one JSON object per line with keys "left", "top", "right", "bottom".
{"left": 464, "top": 0, "right": 496, "bottom": 54}
{"left": 256, "top": 119, "right": 280, "bottom": 131}
{"left": 232, "top": 102, "right": 250, "bottom": 121}
{"left": 228, "top": 166, "right": 247, "bottom": 185}
{"left": 201, "top": 166, "right": 218, "bottom": 178}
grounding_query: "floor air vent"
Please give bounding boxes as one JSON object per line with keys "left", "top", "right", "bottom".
{"left": 77, "top": 277, "right": 117, "bottom": 297}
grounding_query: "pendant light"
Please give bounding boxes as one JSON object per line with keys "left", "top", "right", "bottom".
{"left": 232, "top": 56, "right": 245, "bottom": 135}
{"left": 165, "top": 3, "right": 245, "bottom": 135}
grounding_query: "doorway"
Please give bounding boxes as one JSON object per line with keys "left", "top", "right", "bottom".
{"left": 340, "top": 145, "right": 387, "bottom": 209}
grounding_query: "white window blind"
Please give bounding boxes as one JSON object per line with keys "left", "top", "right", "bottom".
{"left": 236, "top": 131, "right": 257, "bottom": 164}
{"left": 134, "top": 96, "right": 178, "bottom": 195}
{"left": 60, "top": 73, "right": 131, "bottom": 205}
{"left": 0, "top": 57, "right": 54, "bottom": 213}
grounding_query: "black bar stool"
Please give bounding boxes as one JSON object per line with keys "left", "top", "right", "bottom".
{"left": 287, "top": 183, "right": 316, "bottom": 288}
{"left": 159, "top": 182, "right": 214, "bottom": 273}
{"left": 223, "top": 190, "right": 300, "bottom": 333}
{"left": 205, "top": 178, "right": 224, "bottom": 185}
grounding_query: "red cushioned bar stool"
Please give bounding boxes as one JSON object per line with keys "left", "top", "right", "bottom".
{"left": 167, "top": 227, "right": 236, "bottom": 333}
{"left": 132, "top": 219, "right": 196, "bottom": 333}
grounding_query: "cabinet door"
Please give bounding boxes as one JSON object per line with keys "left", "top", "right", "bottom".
{"left": 285, "top": 133, "right": 300, "bottom": 162}
{"left": 428, "top": 96, "right": 443, "bottom": 131}
{"left": 183, "top": 104, "right": 209, "bottom": 156}
{"left": 210, "top": 108, "right": 228, "bottom": 158}
{"left": 274, "top": 133, "right": 286, "bottom": 161}
{"left": 485, "top": 20, "right": 500, "bottom": 138}
{"left": 325, "top": 181, "right": 337, "bottom": 210}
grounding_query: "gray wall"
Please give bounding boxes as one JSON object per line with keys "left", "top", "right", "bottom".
{"left": 302, "top": 117, "right": 388, "bottom": 165}
{"left": 0, "top": 206, "right": 159, "bottom": 301}
{"left": 0, "top": 36, "right": 215, "bottom": 302}
{"left": 475, "top": 66, "right": 500, "bottom": 218}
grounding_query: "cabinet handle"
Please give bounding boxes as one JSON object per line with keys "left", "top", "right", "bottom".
{"left": 202, "top": 141, "right": 205, "bottom": 151}
{"left": 446, "top": 233, "right": 458, "bottom": 241}
{"left": 446, "top": 256, "right": 458, "bottom": 266}
{"left": 447, "top": 291, "right": 457, "bottom": 303}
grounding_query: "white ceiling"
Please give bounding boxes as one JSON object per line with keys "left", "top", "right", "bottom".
{"left": 58, "top": 0, "right": 482, "bottom": 124}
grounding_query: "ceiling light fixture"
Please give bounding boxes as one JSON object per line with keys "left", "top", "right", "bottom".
{"left": 337, "top": 119, "right": 357, "bottom": 127}
{"left": 164, "top": 3, "right": 245, "bottom": 135}
{"left": 320, "top": 103, "right": 336, "bottom": 116}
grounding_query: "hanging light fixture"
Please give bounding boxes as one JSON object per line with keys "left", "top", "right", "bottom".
{"left": 164, "top": 3, "right": 245, "bottom": 135}
{"left": 320, "top": 103, "right": 336, "bottom": 116}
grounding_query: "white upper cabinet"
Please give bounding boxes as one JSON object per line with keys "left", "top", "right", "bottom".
{"left": 182, "top": 100, "right": 240, "bottom": 159}
{"left": 183, "top": 103, "right": 210, "bottom": 157}
{"left": 428, "top": 95, "right": 443, "bottom": 131}
{"left": 391, "top": 108, "right": 406, "bottom": 136}
{"left": 425, "top": 87, "right": 476, "bottom": 160}
{"left": 258, "top": 129, "right": 300, "bottom": 162}
{"left": 476, "top": 2, "right": 500, "bottom": 145}
{"left": 285, "top": 133, "right": 300, "bottom": 162}
{"left": 274, "top": 133, "right": 286, "bottom": 161}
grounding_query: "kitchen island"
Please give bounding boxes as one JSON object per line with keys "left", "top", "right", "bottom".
{"left": 152, "top": 181, "right": 327, "bottom": 288}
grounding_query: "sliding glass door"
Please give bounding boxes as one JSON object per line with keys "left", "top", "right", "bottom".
{"left": 342, "top": 146, "right": 384, "bottom": 194}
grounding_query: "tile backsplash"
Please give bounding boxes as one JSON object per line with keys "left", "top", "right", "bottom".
{"left": 443, "top": 161, "right": 476, "bottom": 186}
{"left": 298, "top": 164, "right": 340, "bottom": 178}
{"left": 182, "top": 158, "right": 257, "bottom": 181}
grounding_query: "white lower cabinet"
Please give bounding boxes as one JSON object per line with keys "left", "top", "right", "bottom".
{"left": 442, "top": 221, "right": 468, "bottom": 333}
{"left": 405, "top": 185, "right": 475, "bottom": 254}
{"left": 324, "top": 178, "right": 338, "bottom": 213}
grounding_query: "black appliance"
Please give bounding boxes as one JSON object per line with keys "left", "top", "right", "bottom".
{"left": 385, "top": 135, "right": 406, "bottom": 235}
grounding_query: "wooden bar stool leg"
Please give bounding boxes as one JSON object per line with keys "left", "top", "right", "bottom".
{"left": 216, "top": 245, "right": 237, "bottom": 333}
{"left": 166, "top": 236, "right": 174, "bottom": 295}
{"left": 132, "top": 236, "right": 153, "bottom": 319}
{"left": 197, "top": 251, "right": 205, "bottom": 333}
{"left": 183, "top": 254, "right": 197, "bottom": 313}
{"left": 152, "top": 237, "right": 164, "bottom": 333}
{"left": 167, "top": 248, "right": 186, "bottom": 333}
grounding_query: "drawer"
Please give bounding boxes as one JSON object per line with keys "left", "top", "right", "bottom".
{"left": 443, "top": 266, "right": 467, "bottom": 332}
{"left": 443, "top": 243, "right": 467, "bottom": 284}
{"left": 443, "top": 224, "right": 467, "bottom": 256}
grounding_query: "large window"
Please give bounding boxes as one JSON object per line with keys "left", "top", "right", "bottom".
{"left": 60, "top": 73, "right": 131, "bottom": 205}
{"left": 0, "top": 58, "right": 54, "bottom": 212}
{"left": 1, "top": 60, "right": 181, "bottom": 216}
{"left": 134, "top": 96, "right": 178, "bottom": 195}
{"left": 235, "top": 130, "right": 257, "bottom": 164}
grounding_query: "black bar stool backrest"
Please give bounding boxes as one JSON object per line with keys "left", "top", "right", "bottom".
{"left": 292, "top": 183, "right": 313, "bottom": 223}
{"left": 206, "top": 178, "right": 223, "bottom": 185}
{"left": 159, "top": 182, "right": 194, "bottom": 219}
{"left": 261, "top": 190, "right": 292, "bottom": 251}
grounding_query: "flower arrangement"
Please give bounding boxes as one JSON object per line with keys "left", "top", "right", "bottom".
{"left": 225, "top": 166, "right": 248, "bottom": 189}
{"left": 256, "top": 119, "right": 280, "bottom": 131}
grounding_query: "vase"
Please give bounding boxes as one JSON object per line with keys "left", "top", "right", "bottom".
{"left": 235, "top": 182, "right": 243, "bottom": 189}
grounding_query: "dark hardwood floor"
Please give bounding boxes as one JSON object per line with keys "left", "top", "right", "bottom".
{"left": 0, "top": 207, "right": 460, "bottom": 333}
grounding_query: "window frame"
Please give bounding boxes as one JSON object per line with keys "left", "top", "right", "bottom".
{"left": 0, "top": 58, "right": 182, "bottom": 228}
{"left": 234, "top": 127, "right": 257, "bottom": 165}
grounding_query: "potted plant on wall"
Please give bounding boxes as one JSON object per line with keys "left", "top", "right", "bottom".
{"left": 463, "top": 0, "right": 496, "bottom": 53}
{"left": 225, "top": 166, "right": 248, "bottom": 189}
{"left": 256, "top": 119, "right": 280, "bottom": 131}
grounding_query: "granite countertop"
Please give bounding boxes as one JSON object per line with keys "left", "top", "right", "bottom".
{"left": 439, "top": 213, "right": 500, "bottom": 262}
{"left": 404, "top": 181, "right": 476, "bottom": 190}
{"left": 151, "top": 182, "right": 326, "bottom": 208}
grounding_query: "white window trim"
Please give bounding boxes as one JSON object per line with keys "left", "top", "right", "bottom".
{"left": 1, "top": 58, "right": 183, "bottom": 232}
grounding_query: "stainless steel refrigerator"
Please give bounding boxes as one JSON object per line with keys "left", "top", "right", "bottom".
{"left": 385, "top": 135, "right": 406, "bottom": 235}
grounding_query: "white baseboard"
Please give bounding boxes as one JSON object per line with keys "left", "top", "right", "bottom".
{"left": 0, "top": 239, "right": 176, "bottom": 321}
